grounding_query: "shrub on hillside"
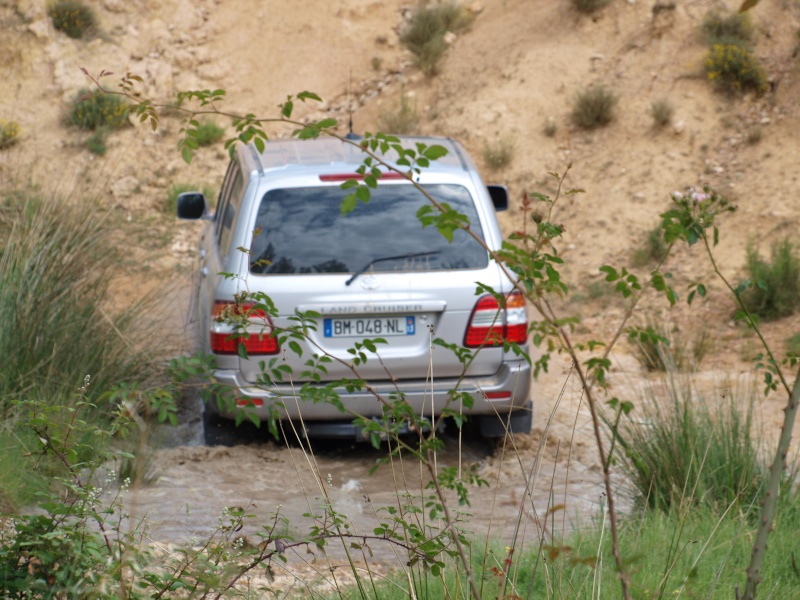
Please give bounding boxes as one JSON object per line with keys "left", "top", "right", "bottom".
{"left": 571, "top": 84, "right": 617, "bottom": 130}
{"left": 399, "top": 2, "right": 472, "bottom": 77}
{"left": 571, "top": 0, "right": 611, "bottom": 14}
{"left": 482, "top": 135, "right": 515, "bottom": 170}
{"left": 48, "top": 0, "right": 95, "bottom": 39}
{"left": 632, "top": 226, "right": 668, "bottom": 267}
{"left": 701, "top": 9, "right": 754, "bottom": 48}
{"left": 704, "top": 44, "right": 767, "bottom": 96}
{"left": 742, "top": 238, "right": 800, "bottom": 320}
{"left": 193, "top": 120, "right": 225, "bottom": 147}
{"left": 377, "top": 93, "right": 419, "bottom": 134}
{"left": 0, "top": 120, "right": 21, "bottom": 148}
{"left": 68, "top": 89, "right": 129, "bottom": 130}
{"left": 649, "top": 98, "right": 673, "bottom": 128}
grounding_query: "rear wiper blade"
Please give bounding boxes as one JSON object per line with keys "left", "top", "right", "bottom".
{"left": 345, "top": 251, "right": 441, "bottom": 286}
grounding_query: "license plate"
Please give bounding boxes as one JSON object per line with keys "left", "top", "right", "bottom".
{"left": 323, "top": 316, "right": 416, "bottom": 338}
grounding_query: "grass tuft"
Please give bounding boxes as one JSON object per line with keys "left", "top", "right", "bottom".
{"left": 193, "top": 120, "right": 225, "bottom": 147}
{"left": 631, "top": 226, "right": 668, "bottom": 268}
{"left": 571, "top": 84, "right": 617, "bottom": 130}
{"left": 400, "top": 2, "right": 472, "bottom": 77}
{"left": 481, "top": 136, "right": 515, "bottom": 171}
{"left": 701, "top": 9, "right": 754, "bottom": 48}
{"left": 742, "top": 237, "right": 800, "bottom": 320}
{"left": 85, "top": 127, "right": 108, "bottom": 155}
{"left": 650, "top": 98, "right": 673, "bottom": 128}
{"left": 377, "top": 92, "right": 419, "bottom": 135}
{"left": 621, "top": 375, "right": 766, "bottom": 512}
{"left": 632, "top": 320, "right": 711, "bottom": 373}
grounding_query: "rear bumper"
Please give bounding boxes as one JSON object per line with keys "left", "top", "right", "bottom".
{"left": 207, "top": 359, "right": 531, "bottom": 422}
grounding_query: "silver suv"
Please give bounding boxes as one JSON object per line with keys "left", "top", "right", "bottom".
{"left": 178, "top": 136, "right": 532, "bottom": 442}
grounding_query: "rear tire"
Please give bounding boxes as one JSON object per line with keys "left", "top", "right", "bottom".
{"left": 479, "top": 401, "right": 533, "bottom": 438}
{"left": 203, "top": 409, "right": 242, "bottom": 446}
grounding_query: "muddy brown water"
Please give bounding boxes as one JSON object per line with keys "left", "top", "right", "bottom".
{"left": 118, "top": 275, "right": 617, "bottom": 570}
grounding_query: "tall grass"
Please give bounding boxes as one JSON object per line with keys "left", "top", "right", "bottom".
{"left": 619, "top": 374, "right": 765, "bottom": 512}
{"left": 0, "top": 190, "right": 156, "bottom": 406}
{"left": 355, "top": 501, "right": 800, "bottom": 598}
{"left": 0, "top": 189, "right": 157, "bottom": 507}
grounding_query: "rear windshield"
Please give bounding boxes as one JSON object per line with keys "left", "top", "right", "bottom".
{"left": 249, "top": 183, "right": 488, "bottom": 275}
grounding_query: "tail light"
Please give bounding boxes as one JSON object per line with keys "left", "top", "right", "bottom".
{"left": 210, "top": 301, "right": 280, "bottom": 355}
{"left": 464, "top": 292, "right": 528, "bottom": 348}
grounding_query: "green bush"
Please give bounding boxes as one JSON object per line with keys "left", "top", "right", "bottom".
{"left": 571, "top": 0, "right": 611, "bottom": 14}
{"left": 0, "top": 120, "right": 21, "bottom": 148}
{"left": 47, "top": 0, "right": 95, "bottom": 39}
{"left": 377, "top": 93, "right": 419, "bottom": 134}
{"left": 649, "top": 98, "right": 673, "bottom": 128}
{"left": 400, "top": 2, "right": 472, "bottom": 77}
{"left": 68, "top": 89, "right": 129, "bottom": 130}
{"left": 701, "top": 10, "right": 754, "bottom": 48}
{"left": 571, "top": 84, "right": 617, "bottom": 130}
{"left": 704, "top": 44, "right": 767, "bottom": 96}
{"left": 620, "top": 377, "right": 766, "bottom": 512}
{"left": 481, "top": 136, "right": 515, "bottom": 170}
{"left": 742, "top": 238, "right": 800, "bottom": 320}
{"left": 193, "top": 120, "right": 225, "bottom": 146}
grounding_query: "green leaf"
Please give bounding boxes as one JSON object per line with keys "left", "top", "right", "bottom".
{"left": 341, "top": 193, "right": 358, "bottom": 214}
{"left": 355, "top": 185, "right": 371, "bottom": 203}
{"left": 281, "top": 100, "right": 293, "bottom": 118}
{"left": 181, "top": 145, "right": 193, "bottom": 164}
{"left": 317, "top": 118, "right": 338, "bottom": 128}
{"left": 423, "top": 144, "right": 449, "bottom": 160}
{"left": 297, "top": 91, "right": 323, "bottom": 102}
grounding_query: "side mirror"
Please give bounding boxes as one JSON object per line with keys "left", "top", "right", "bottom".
{"left": 177, "top": 192, "right": 211, "bottom": 220}
{"left": 487, "top": 185, "right": 509, "bottom": 212}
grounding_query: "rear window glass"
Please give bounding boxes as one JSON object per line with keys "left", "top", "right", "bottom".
{"left": 249, "top": 184, "right": 488, "bottom": 275}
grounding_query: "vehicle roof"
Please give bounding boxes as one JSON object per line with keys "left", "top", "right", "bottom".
{"left": 240, "top": 136, "right": 473, "bottom": 176}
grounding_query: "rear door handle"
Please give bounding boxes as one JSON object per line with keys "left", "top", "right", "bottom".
{"left": 198, "top": 248, "right": 207, "bottom": 260}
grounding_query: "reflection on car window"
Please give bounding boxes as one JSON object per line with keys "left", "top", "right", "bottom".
{"left": 249, "top": 184, "right": 488, "bottom": 275}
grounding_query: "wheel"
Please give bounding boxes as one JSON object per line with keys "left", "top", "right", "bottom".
{"left": 479, "top": 401, "right": 533, "bottom": 438}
